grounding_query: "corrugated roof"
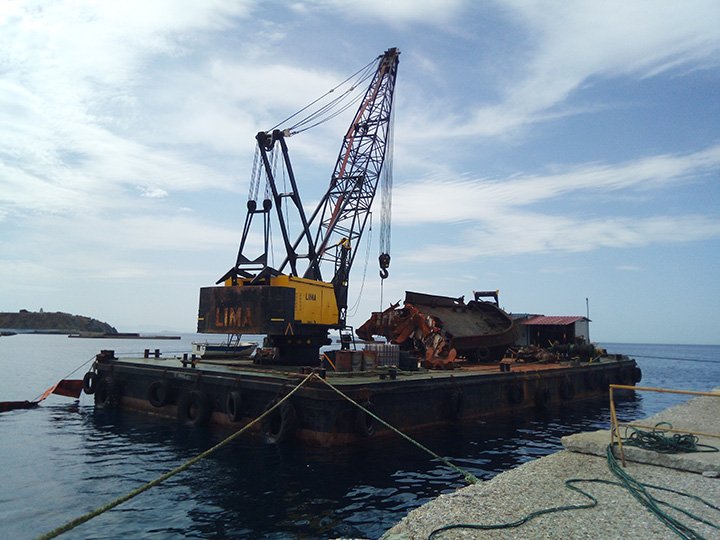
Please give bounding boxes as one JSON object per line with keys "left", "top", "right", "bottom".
{"left": 521, "top": 315, "right": 587, "bottom": 326}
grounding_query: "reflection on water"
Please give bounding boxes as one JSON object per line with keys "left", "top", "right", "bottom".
{"left": 0, "top": 336, "right": 717, "bottom": 539}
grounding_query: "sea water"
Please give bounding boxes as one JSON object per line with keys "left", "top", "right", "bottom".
{"left": 0, "top": 335, "right": 717, "bottom": 539}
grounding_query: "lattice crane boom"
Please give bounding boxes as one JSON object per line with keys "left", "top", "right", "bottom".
{"left": 197, "top": 48, "right": 399, "bottom": 365}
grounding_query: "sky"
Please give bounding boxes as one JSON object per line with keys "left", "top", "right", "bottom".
{"left": 1, "top": 0, "right": 719, "bottom": 344}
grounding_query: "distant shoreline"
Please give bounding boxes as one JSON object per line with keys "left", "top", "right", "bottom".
{"left": 0, "top": 329, "right": 181, "bottom": 339}
{"left": 0, "top": 329, "right": 69, "bottom": 335}
{"left": 0, "top": 310, "right": 117, "bottom": 335}
{"left": 68, "top": 332, "right": 181, "bottom": 340}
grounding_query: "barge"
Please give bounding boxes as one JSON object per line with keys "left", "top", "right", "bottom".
{"left": 79, "top": 49, "right": 643, "bottom": 445}
{"left": 84, "top": 348, "right": 641, "bottom": 446}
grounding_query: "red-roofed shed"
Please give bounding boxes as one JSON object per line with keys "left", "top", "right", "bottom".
{"left": 523, "top": 315, "right": 587, "bottom": 326}
{"left": 513, "top": 314, "right": 590, "bottom": 346}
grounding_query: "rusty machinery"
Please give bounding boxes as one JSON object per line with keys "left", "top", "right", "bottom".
{"left": 356, "top": 291, "right": 519, "bottom": 369}
{"left": 197, "top": 48, "right": 400, "bottom": 365}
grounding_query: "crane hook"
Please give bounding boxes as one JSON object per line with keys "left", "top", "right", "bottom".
{"left": 379, "top": 253, "right": 390, "bottom": 280}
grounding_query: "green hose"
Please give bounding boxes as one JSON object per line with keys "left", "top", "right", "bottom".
{"left": 428, "top": 427, "right": 719, "bottom": 540}
{"left": 622, "top": 422, "right": 718, "bottom": 454}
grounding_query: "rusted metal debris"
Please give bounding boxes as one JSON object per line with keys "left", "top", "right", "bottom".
{"left": 505, "top": 341, "right": 601, "bottom": 364}
{"left": 356, "top": 291, "right": 519, "bottom": 369}
{"left": 357, "top": 300, "right": 457, "bottom": 369}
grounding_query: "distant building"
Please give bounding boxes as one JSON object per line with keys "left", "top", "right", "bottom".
{"left": 512, "top": 314, "right": 590, "bottom": 346}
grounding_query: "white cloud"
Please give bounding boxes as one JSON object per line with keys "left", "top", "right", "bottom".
{"left": 0, "top": 1, "right": 253, "bottom": 221}
{"left": 310, "top": 0, "right": 467, "bottom": 26}
{"left": 0, "top": 211, "right": 242, "bottom": 295}
{"left": 393, "top": 145, "right": 720, "bottom": 225}
{"left": 391, "top": 145, "right": 720, "bottom": 261}
{"left": 399, "top": 1, "right": 720, "bottom": 140}
{"left": 0, "top": 1, "right": 718, "bottom": 342}
{"left": 402, "top": 214, "right": 720, "bottom": 262}
{"left": 138, "top": 186, "right": 169, "bottom": 199}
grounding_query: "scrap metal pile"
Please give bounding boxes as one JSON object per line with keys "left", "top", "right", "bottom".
{"left": 356, "top": 300, "right": 457, "bottom": 369}
{"left": 505, "top": 341, "right": 601, "bottom": 364}
{"left": 356, "top": 291, "right": 519, "bottom": 369}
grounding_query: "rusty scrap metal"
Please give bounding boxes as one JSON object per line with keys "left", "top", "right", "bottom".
{"left": 357, "top": 291, "right": 520, "bottom": 369}
{"left": 356, "top": 301, "right": 457, "bottom": 369}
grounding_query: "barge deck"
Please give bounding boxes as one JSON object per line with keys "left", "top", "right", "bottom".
{"left": 86, "top": 349, "right": 641, "bottom": 446}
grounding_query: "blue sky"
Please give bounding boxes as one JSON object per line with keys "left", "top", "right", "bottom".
{"left": 1, "top": 0, "right": 719, "bottom": 344}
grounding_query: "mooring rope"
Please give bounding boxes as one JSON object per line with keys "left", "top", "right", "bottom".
{"left": 314, "top": 375, "right": 479, "bottom": 485}
{"left": 39, "top": 370, "right": 479, "bottom": 538}
{"left": 623, "top": 354, "right": 719, "bottom": 365}
{"left": 37, "top": 371, "right": 316, "bottom": 540}
{"left": 428, "top": 433, "right": 720, "bottom": 539}
{"left": 44, "top": 372, "right": 718, "bottom": 539}
{"left": 31, "top": 355, "right": 97, "bottom": 402}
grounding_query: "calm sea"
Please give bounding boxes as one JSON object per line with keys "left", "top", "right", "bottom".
{"left": 0, "top": 335, "right": 717, "bottom": 539}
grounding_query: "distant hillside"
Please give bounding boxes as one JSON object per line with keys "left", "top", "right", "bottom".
{"left": 0, "top": 310, "right": 117, "bottom": 334}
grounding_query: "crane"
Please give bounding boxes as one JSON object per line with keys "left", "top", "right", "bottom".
{"left": 197, "top": 48, "right": 400, "bottom": 365}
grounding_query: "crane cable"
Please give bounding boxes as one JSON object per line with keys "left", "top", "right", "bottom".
{"left": 347, "top": 213, "right": 373, "bottom": 318}
{"left": 289, "top": 92, "right": 367, "bottom": 135}
{"left": 378, "top": 97, "right": 394, "bottom": 281}
{"left": 249, "top": 54, "right": 377, "bottom": 206}
{"left": 248, "top": 146, "right": 261, "bottom": 201}
{"left": 268, "top": 57, "right": 378, "bottom": 134}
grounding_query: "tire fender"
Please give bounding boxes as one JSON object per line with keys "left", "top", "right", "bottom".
{"left": 355, "top": 401, "right": 376, "bottom": 437}
{"left": 263, "top": 399, "right": 298, "bottom": 443}
{"left": 147, "top": 380, "right": 172, "bottom": 408}
{"left": 82, "top": 372, "right": 98, "bottom": 395}
{"left": 94, "top": 376, "right": 121, "bottom": 409}
{"left": 177, "top": 390, "right": 211, "bottom": 427}
{"left": 226, "top": 390, "right": 243, "bottom": 422}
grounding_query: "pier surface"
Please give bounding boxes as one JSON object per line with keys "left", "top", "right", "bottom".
{"left": 383, "top": 389, "right": 719, "bottom": 539}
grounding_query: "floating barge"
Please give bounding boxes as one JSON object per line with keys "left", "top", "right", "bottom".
{"left": 79, "top": 49, "right": 643, "bottom": 445}
{"left": 85, "top": 348, "right": 641, "bottom": 446}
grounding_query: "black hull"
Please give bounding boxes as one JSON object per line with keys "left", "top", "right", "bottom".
{"left": 89, "top": 350, "right": 641, "bottom": 446}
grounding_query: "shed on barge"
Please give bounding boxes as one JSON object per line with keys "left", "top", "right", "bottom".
{"left": 514, "top": 314, "right": 591, "bottom": 347}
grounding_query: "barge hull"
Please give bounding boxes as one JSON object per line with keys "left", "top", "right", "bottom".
{"left": 88, "top": 350, "right": 641, "bottom": 446}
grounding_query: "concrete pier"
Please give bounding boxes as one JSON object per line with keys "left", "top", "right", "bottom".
{"left": 383, "top": 390, "right": 719, "bottom": 539}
